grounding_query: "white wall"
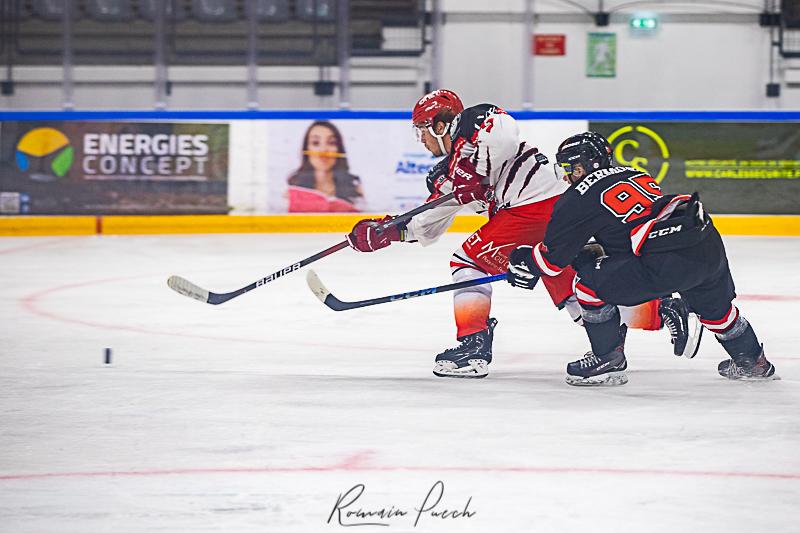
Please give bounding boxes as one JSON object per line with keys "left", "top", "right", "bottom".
{"left": 3, "top": 0, "right": 799, "bottom": 110}
{"left": 443, "top": 20, "right": 783, "bottom": 110}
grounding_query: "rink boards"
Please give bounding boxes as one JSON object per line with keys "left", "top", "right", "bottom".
{"left": 1, "top": 213, "right": 800, "bottom": 236}
{"left": 2, "top": 110, "right": 799, "bottom": 236}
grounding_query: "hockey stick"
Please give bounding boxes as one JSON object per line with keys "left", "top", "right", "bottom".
{"left": 167, "top": 192, "right": 456, "bottom": 305}
{"left": 307, "top": 269, "right": 508, "bottom": 311}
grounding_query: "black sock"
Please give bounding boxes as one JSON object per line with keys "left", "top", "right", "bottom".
{"left": 584, "top": 308, "right": 622, "bottom": 356}
{"left": 718, "top": 323, "right": 761, "bottom": 360}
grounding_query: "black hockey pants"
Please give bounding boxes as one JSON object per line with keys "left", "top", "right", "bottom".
{"left": 575, "top": 224, "right": 736, "bottom": 323}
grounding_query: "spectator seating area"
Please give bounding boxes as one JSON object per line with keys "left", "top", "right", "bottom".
{"left": 2, "top": 0, "right": 424, "bottom": 66}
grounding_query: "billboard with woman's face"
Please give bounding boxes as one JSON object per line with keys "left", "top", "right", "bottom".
{"left": 285, "top": 121, "right": 365, "bottom": 212}
{"left": 265, "top": 120, "right": 437, "bottom": 214}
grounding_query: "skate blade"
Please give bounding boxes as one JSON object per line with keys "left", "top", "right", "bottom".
{"left": 739, "top": 374, "right": 781, "bottom": 381}
{"left": 565, "top": 371, "right": 628, "bottom": 387}
{"left": 723, "top": 372, "right": 781, "bottom": 382}
{"left": 681, "top": 315, "right": 704, "bottom": 359}
{"left": 433, "top": 360, "right": 489, "bottom": 379}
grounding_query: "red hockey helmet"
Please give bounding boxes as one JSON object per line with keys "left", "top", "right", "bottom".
{"left": 411, "top": 89, "right": 464, "bottom": 127}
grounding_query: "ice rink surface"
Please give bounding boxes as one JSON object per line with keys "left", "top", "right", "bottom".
{"left": 1, "top": 232, "right": 798, "bottom": 533}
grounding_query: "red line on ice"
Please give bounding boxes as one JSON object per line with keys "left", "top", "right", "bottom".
{"left": 1, "top": 464, "right": 798, "bottom": 482}
{"left": 0, "top": 238, "right": 74, "bottom": 255}
{"left": 737, "top": 294, "right": 800, "bottom": 302}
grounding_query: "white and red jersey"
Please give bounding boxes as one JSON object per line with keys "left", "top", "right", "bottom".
{"left": 405, "top": 103, "right": 568, "bottom": 246}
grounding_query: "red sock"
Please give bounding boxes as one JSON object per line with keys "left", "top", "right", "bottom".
{"left": 620, "top": 300, "right": 661, "bottom": 331}
{"left": 454, "top": 292, "right": 491, "bottom": 338}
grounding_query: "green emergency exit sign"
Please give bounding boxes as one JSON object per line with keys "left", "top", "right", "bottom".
{"left": 630, "top": 15, "right": 658, "bottom": 30}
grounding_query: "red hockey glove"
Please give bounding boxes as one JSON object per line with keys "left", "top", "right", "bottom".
{"left": 451, "top": 158, "right": 487, "bottom": 205}
{"left": 346, "top": 216, "right": 404, "bottom": 253}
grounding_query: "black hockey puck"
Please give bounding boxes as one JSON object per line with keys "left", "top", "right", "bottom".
{"left": 104, "top": 348, "right": 112, "bottom": 365}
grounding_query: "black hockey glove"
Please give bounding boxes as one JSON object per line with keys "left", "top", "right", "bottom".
{"left": 571, "top": 243, "right": 606, "bottom": 271}
{"left": 507, "top": 245, "right": 541, "bottom": 290}
{"left": 426, "top": 156, "right": 451, "bottom": 194}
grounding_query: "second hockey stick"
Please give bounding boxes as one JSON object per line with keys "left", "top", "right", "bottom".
{"left": 307, "top": 269, "right": 509, "bottom": 311}
{"left": 167, "top": 192, "right": 455, "bottom": 305}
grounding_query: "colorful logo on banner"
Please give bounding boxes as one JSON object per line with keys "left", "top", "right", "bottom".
{"left": 15, "top": 128, "right": 74, "bottom": 182}
{"left": 607, "top": 125, "right": 670, "bottom": 183}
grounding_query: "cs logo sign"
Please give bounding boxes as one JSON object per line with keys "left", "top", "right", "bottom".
{"left": 607, "top": 125, "right": 670, "bottom": 183}
{"left": 15, "top": 127, "right": 74, "bottom": 182}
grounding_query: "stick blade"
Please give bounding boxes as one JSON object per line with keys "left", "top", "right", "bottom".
{"left": 305, "top": 269, "right": 330, "bottom": 303}
{"left": 306, "top": 269, "right": 349, "bottom": 311}
{"left": 167, "top": 275, "right": 210, "bottom": 303}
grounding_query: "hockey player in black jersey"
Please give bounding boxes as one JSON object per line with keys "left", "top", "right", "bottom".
{"left": 346, "top": 91, "right": 694, "bottom": 379}
{"left": 506, "top": 131, "right": 777, "bottom": 386}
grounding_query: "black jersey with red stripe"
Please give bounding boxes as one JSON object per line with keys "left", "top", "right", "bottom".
{"left": 534, "top": 166, "right": 685, "bottom": 274}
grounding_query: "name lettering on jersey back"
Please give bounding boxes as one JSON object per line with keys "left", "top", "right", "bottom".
{"left": 575, "top": 167, "right": 631, "bottom": 195}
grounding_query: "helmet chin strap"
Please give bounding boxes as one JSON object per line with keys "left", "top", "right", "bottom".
{"left": 426, "top": 125, "right": 448, "bottom": 156}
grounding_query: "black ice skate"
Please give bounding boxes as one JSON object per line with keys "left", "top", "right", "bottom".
{"left": 566, "top": 326, "right": 628, "bottom": 386}
{"left": 718, "top": 345, "right": 778, "bottom": 380}
{"left": 659, "top": 296, "right": 703, "bottom": 358}
{"left": 433, "top": 318, "right": 498, "bottom": 379}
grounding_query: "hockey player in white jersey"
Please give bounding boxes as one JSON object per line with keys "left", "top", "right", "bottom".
{"left": 346, "top": 89, "right": 694, "bottom": 379}
{"left": 345, "top": 90, "right": 577, "bottom": 377}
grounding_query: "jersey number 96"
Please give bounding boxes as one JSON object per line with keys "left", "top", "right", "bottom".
{"left": 600, "top": 175, "right": 662, "bottom": 223}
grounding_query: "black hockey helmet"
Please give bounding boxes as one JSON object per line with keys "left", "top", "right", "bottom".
{"left": 555, "top": 131, "right": 613, "bottom": 182}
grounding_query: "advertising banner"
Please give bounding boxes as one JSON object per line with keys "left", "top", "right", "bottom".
{"left": 3, "top": 116, "right": 797, "bottom": 218}
{"left": 0, "top": 121, "right": 229, "bottom": 214}
{"left": 589, "top": 122, "right": 800, "bottom": 214}
{"left": 265, "top": 119, "right": 438, "bottom": 214}
{"left": 263, "top": 119, "right": 588, "bottom": 215}
{"left": 517, "top": 120, "right": 588, "bottom": 167}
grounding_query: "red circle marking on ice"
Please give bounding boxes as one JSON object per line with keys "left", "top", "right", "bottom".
{"left": 17, "top": 276, "right": 423, "bottom": 352}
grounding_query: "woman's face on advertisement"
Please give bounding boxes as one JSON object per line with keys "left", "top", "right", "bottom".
{"left": 307, "top": 125, "right": 340, "bottom": 172}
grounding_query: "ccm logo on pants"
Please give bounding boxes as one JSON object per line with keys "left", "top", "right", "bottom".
{"left": 649, "top": 224, "right": 682, "bottom": 239}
